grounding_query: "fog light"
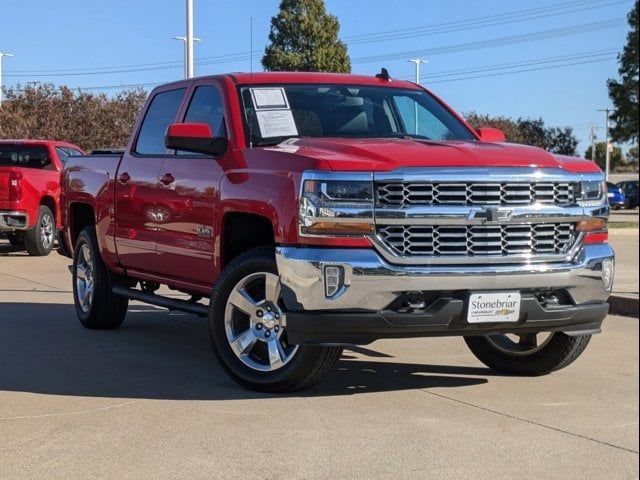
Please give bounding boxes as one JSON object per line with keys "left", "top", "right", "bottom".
{"left": 324, "top": 265, "right": 344, "bottom": 297}
{"left": 602, "top": 258, "right": 615, "bottom": 292}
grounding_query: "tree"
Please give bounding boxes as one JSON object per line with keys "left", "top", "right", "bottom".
{"left": 0, "top": 84, "right": 147, "bottom": 151}
{"left": 627, "top": 145, "right": 639, "bottom": 164}
{"left": 584, "top": 142, "right": 625, "bottom": 170}
{"left": 546, "top": 127, "right": 579, "bottom": 156}
{"left": 607, "top": 0, "right": 639, "bottom": 144}
{"left": 262, "top": 0, "right": 351, "bottom": 73}
{"left": 465, "top": 112, "right": 579, "bottom": 155}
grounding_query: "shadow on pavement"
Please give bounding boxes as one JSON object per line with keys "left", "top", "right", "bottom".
{"left": 0, "top": 302, "right": 489, "bottom": 400}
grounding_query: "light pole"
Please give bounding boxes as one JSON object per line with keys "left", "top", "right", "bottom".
{"left": 173, "top": 36, "right": 201, "bottom": 79}
{"left": 597, "top": 108, "right": 612, "bottom": 181}
{"left": 0, "top": 51, "right": 14, "bottom": 107}
{"left": 408, "top": 58, "right": 428, "bottom": 134}
{"left": 186, "top": 0, "right": 194, "bottom": 78}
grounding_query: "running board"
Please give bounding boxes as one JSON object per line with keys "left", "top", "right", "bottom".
{"left": 112, "top": 286, "right": 209, "bottom": 317}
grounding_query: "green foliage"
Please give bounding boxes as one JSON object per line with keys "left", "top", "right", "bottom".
{"left": 584, "top": 142, "right": 625, "bottom": 170}
{"left": 627, "top": 145, "right": 639, "bottom": 163}
{"left": 465, "top": 112, "right": 579, "bottom": 155}
{"left": 0, "top": 84, "right": 147, "bottom": 152}
{"left": 262, "top": 0, "right": 351, "bottom": 73}
{"left": 607, "top": 0, "right": 639, "bottom": 143}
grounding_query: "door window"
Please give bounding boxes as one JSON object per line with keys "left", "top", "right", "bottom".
{"left": 135, "top": 88, "right": 186, "bottom": 155}
{"left": 183, "top": 85, "right": 227, "bottom": 138}
{"left": 56, "top": 147, "right": 69, "bottom": 165}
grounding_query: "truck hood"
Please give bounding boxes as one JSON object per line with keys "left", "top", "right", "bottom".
{"left": 270, "top": 138, "right": 601, "bottom": 174}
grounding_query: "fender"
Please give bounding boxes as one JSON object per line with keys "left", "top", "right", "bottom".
{"left": 63, "top": 157, "right": 122, "bottom": 270}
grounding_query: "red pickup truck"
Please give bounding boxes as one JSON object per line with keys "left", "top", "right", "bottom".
{"left": 1, "top": 140, "right": 84, "bottom": 255}
{"left": 60, "top": 72, "right": 614, "bottom": 392}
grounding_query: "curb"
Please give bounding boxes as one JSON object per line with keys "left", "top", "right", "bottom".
{"left": 609, "top": 295, "right": 639, "bottom": 318}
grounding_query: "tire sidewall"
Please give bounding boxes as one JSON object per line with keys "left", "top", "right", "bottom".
{"left": 72, "top": 230, "right": 96, "bottom": 323}
{"left": 209, "top": 249, "right": 328, "bottom": 391}
{"left": 25, "top": 206, "right": 54, "bottom": 256}
{"left": 465, "top": 332, "right": 591, "bottom": 375}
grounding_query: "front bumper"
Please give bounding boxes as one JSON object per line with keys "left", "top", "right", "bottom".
{"left": 0, "top": 211, "right": 29, "bottom": 232}
{"left": 276, "top": 244, "right": 614, "bottom": 344}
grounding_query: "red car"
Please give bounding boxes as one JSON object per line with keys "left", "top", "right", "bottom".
{"left": 60, "top": 72, "right": 614, "bottom": 392}
{"left": 1, "top": 140, "right": 84, "bottom": 255}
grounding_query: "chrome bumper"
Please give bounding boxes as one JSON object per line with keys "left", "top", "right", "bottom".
{"left": 0, "top": 211, "right": 29, "bottom": 232}
{"left": 276, "top": 244, "right": 615, "bottom": 311}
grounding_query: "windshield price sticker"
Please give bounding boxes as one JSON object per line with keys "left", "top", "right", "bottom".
{"left": 255, "top": 110, "right": 298, "bottom": 138}
{"left": 251, "top": 88, "right": 290, "bottom": 110}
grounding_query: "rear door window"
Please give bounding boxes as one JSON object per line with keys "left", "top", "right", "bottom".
{"left": 0, "top": 145, "right": 52, "bottom": 169}
{"left": 135, "top": 88, "right": 186, "bottom": 155}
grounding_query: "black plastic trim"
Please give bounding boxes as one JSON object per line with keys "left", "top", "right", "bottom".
{"left": 286, "top": 297, "right": 609, "bottom": 345}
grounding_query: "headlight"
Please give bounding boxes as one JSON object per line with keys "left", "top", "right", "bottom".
{"left": 577, "top": 180, "right": 606, "bottom": 206}
{"left": 303, "top": 180, "right": 373, "bottom": 206}
{"left": 299, "top": 175, "right": 374, "bottom": 236}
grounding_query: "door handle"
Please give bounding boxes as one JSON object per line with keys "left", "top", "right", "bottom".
{"left": 159, "top": 173, "right": 175, "bottom": 186}
{"left": 118, "top": 172, "right": 131, "bottom": 184}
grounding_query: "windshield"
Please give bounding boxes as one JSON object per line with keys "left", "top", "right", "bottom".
{"left": 0, "top": 144, "right": 52, "bottom": 169}
{"left": 239, "top": 84, "right": 475, "bottom": 147}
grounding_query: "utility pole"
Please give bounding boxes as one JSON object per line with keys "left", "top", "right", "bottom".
{"left": 0, "top": 51, "right": 14, "bottom": 107}
{"left": 173, "top": 36, "right": 201, "bottom": 79}
{"left": 597, "top": 109, "right": 612, "bottom": 181}
{"left": 589, "top": 125, "right": 598, "bottom": 163}
{"left": 186, "top": 0, "right": 195, "bottom": 78}
{"left": 407, "top": 58, "right": 428, "bottom": 134}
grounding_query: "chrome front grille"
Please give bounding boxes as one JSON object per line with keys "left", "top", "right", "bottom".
{"left": 377, "top": 223, "right": 575, "bottom": 257}
{"left": 376, "top": 182, "right": 576, "bottom": 206}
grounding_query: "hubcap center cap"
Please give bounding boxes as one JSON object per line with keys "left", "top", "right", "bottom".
{"left": 262, "top": 312, "right": 277, "bottom": 330}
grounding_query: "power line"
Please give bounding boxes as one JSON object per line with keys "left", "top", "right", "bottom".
{"left": 401, "top": 49, "right": 619, "bottom": 81}
{"left": 427, "top": 56, "right": 615, "bottom": 84}
{"left": 3, "top": 0, "right": 627, "bottom": 77}
{"left": 345, "top": 0, "right": 628, "bottom": 45}
{"left": 68, "top": 51, "right": 617, "bottom": 92}
{"left": 352, "top": 18, "right": 625, "bottom": 64}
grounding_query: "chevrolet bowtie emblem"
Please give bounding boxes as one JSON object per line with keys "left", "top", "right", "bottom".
{"left": 472, "top": 207, "right": 514, "bottom": 224}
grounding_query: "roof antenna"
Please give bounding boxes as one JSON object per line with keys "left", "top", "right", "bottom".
{"left": 375, "top": 68, "right": 391, "bottom": 81}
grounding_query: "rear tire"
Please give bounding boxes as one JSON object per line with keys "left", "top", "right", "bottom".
{"left": 24, "top": 206, "right": 55, "bottom": 256}
{"left": 72, "top": 227, "right": 128, "bottom": 329}
{"left": 465, "top": 332, "right": 591, "bottom": 376}
{"left": 209, "top": 247, "right": 343, "bottom": 392}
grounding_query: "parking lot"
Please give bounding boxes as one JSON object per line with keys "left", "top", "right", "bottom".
{"left": 0, "top": 233, "right": 638, "bottom": 479}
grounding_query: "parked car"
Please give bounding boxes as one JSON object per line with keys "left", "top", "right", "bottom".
{"left": 0, "top": 140, "right": 84, "bottom": 255}
{"left": 616, "top": 180, "right": 639, "bottom": 209}
{"left": 607, "top": 182, "right": 626, "bottom": 209}
{"left": 60, "top": 72, "right": 614, "bottom": 392}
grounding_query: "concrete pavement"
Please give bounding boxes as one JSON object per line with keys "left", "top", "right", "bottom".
{"left": 0, "top": 238, "right": 638, "bottom": 479}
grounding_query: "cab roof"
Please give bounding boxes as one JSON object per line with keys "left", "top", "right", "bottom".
{"left": 226, "top": 71, "right": 420, "bottom": 89}
{"left": 158, "top": 71, "right": 421, "bottom": 90}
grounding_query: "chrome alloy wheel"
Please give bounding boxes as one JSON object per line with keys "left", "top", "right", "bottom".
{"left": 485, "top": 332, "right": 556, "bottom": 356}
{"left": 40, "top": 213, "right": 54, "bottom": 250}
{"left": 224, "top": 272, "right": 298, "bottom": 372}
{"left": 76, "top": 244, "right": 95, "bottom": 313}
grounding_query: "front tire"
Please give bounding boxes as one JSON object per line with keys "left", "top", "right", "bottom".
{"left": 209, "top": 248, "right": 343, "bottom": 392}
{"left": 465, "top": 332, "right": 591, "bottom": 376}
{"left": 24, "top": 205, "right": 55, "bottom": 256}
{"left": 72, "top": 227, "right": 128, "bottom": 329}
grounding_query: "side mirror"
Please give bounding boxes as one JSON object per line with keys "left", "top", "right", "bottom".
{"left": 476, "top": 127, "right": 506, "bottom": 143}
{"left": 165, "top": 123, "right": 228, "bottom": 156}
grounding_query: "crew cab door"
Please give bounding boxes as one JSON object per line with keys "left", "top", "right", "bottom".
{"left": 152, "top": 81, "right": 227, "bottom": 285}
{"left": 114, "top": 87, "right": 186, "bottom": 273}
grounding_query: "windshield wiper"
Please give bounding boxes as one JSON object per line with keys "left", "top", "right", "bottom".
{"left": 382, "top": 132, "right": 432, "bottom": 140}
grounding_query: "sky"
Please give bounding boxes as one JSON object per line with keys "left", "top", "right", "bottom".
{"left": 0, "top": 0, "right": 634, "bottom": 153}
